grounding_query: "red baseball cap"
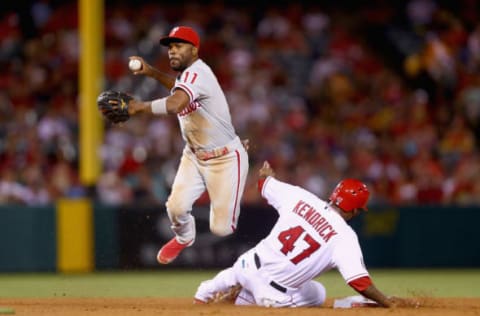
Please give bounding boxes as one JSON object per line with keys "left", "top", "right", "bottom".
{"left": 159, "top": 26, "right": 200, "bottom": 49}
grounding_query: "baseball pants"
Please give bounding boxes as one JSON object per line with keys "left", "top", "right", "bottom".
{"left": 166, "top": 137, "right": 248, "bottom": 243}
{"left": 194, "top": 249, "right": 326, "bottom": 307}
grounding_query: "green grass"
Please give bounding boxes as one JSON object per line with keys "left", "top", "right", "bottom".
{"left": 319, "top": 269, "right": 480, "bottom": 298}
{"left": 0, "top": 269, "right": 478, "bottom": 298}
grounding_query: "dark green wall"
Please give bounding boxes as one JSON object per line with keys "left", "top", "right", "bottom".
{"left": 94, "top": 205, "right": 119, "bottom": 269}
{"left": 0, "top": 204, "right": 478, "bottom": 271}
{"left": 0, "top": 206, "right": 56, "bottom": 272}
{"left": 0, "top": 205, "right": 120, "bottom": 272}
{"left": 354, "top": 206, "right": 480, "bottom": 267}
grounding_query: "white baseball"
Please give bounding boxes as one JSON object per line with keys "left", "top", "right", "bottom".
{"left": 129, "top": 59, "right": 142, "bottom": 71}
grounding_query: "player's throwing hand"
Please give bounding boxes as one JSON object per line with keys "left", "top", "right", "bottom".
{"left": 128, "top": 56, "right": 150, "bottom": 76}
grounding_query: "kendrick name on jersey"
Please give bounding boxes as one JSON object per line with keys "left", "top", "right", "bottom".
{"left": 292, "top": 200, "right": 338, "bottom": 243}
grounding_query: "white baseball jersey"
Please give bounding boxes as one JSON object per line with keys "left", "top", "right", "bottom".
{"left": 256, "top": 176, "right": 369, "bottom": 288}
{"left": 194, "top": 176, "right": 368, "bottom": 307}
{"left": 173, "top": 59, "right": 236, "bottom": 150}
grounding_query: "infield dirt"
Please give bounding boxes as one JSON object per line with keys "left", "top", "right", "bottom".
{"left": 0, "top": 297, "right": 479, "bottom": 316}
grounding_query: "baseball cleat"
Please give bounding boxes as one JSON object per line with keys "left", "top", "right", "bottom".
{"left": 193, "top": 298, "right": 206, "bottom": 304}
{"left": 157, "top": 237, "right": 192, "bottom": 264}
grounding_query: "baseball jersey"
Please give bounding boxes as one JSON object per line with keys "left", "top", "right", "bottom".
{"left": 254, "top": 176, "right": 369, "bottom": 289}
{"left": 172, "top": 59, "right": 236, "bottom": 150}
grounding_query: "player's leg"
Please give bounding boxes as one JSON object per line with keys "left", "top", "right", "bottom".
{"left": 290, "top": 280, "right": 326, "bottom": 307}
{"left": 203, "top": 145, "right": 248, "bottom": 236}
{"left": 194, "top": 249, "right": 257, "bottom": 305}
{"left": 232, "top": 249, "right": 291, "bottom": 307}
{"left": 158, "top": 151, "right": 205, "bottom": 264}
{"left": 234, "top": 288, "right": 256, "bottom": 305}
{"left": 195, "top": 250, "right": 260, "bottom": 305}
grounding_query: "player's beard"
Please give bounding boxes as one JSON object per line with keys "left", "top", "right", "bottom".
{"left": 170, "top": 59, "right": 186, "bottom": 72}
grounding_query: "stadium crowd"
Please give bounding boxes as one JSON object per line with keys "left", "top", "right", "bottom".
{"left": 0, "top": 0, "right": 479, "bottom": 207}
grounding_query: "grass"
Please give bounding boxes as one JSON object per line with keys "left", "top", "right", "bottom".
{"left": 322, "top": 269, "right": 480, "bottom": 297}
{"left": 0, "top": 269, "right": 478, "bottom": 298}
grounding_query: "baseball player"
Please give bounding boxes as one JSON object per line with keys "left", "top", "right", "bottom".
{"left": 126, "top": 26, "right": 249, "bottom": 264}
{"left": 194, "top": 161, "right": 416, "bottom": 308}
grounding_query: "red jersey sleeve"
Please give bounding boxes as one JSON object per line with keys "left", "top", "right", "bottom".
{"left": 257, "top": 178, "right": 267, "bottom": 193}
{"left": 348, "top": 276, "right": 372, "bottom": 292}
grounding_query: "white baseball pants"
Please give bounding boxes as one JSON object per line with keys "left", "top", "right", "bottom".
{"left": 194, "top": 249, "right": 326, "bottom": 307}
{"left": 165, "top": 137, "right": 248, "bottom": 243}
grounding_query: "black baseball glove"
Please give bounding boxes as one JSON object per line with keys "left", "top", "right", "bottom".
{"left": 97, "top": 90, "right": 132, "bottom": 124}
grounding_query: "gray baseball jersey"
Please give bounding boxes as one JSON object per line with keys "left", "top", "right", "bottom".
{"left": 174, "top": 59, "right": 236, "bottom": 150}
{"left": 165, "top": 58, "right": 249, "bottom": 243}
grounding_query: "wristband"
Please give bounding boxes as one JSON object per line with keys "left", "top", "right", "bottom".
{"left": 151, "top": 97, "right": 168, "bottom": 115}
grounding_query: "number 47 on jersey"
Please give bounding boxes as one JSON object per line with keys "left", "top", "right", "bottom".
{"left": 278, "top": 226, "right": 321, "bottom": 264}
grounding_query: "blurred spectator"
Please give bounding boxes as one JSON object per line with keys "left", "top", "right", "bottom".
{"left": 466, "top": 23, "right": 480, "bottom": 72}
{"left": 96, "top": 170, "right": 132, "bottom": 205}
{"left": 0, "top": 169, "right": 33, "bottom": 204}
{"left": 1, "top": 1, "right": 480, "bottom": 208}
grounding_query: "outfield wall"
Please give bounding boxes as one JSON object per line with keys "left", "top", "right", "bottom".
{"left": 0, "top": 203, "right": 478, "bottom": 272}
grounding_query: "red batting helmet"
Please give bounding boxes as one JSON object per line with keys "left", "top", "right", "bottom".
{"left": 329, "top": 179, "right": 370, "bottom": 212}
{"left": 159, "top": 26, "right": 200, "bottom": 49}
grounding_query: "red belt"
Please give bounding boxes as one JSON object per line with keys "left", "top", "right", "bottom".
{"left": 191, "top": 146, "right": 229, "bottom": 161}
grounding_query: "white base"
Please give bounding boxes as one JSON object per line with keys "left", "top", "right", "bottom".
{"left": 333, "top": 295, "right": 380, "bottom": 308}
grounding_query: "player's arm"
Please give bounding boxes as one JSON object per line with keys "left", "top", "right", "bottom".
{"left": 257, "top": 161, "right": 299, "bottom": 211}
{"left": 336, "top": 238, "right": 417, "bottom": 308}
{"left": 128, "top": 89, "right": 190, "bottom": 116}
{"left": 143, "top": 66, "right": 176, "bottom": 90}
{"left": 129, "top": 56, "right": 175, "bottom": 90}
{"left": 348, "top": 277, "right": 391, "bottom": 307}
{"left": 257, "top": 161, "right": 275, "bottom": 192}
{"left": 349, "top": 277, "right": 419, "bottom": 308}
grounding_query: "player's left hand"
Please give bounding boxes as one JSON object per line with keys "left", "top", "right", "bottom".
{"left": 259, "top": 161, "right": 275, "bottom": 178}
{"left": 97, "top": 90, "right": 132, "bottom": 124}
{"left": 209, "top": 284, "right": 242, "bottom": 304}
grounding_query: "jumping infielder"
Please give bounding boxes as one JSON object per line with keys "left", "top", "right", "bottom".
{"left": 194, "top": 161, "right": 415, "bottom": 308}
{"left": 127, "top": 26, "right": 249, "bottom": 264}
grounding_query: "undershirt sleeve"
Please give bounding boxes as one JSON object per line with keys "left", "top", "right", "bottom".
{"left": 348, "top": 276, "right": 372, "bottom": 292}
